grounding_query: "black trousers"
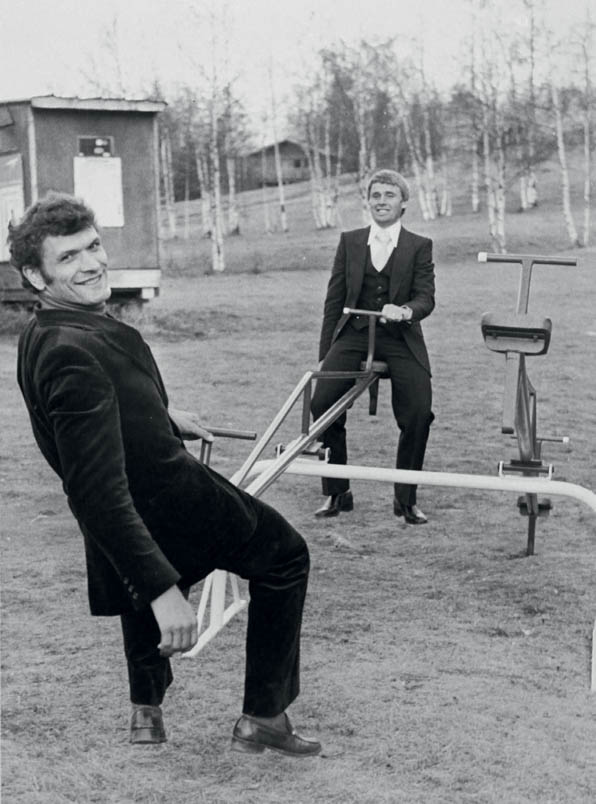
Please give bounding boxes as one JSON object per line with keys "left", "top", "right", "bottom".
{"left": 120, "top": 499, "right": 309, "bottom": 717}
{"left": 311, "top": 325, "right": 433, "bottom": 506}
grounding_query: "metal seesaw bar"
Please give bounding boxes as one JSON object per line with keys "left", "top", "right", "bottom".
{"left": 242, "top": 460, "right": 596, "bottom": 515}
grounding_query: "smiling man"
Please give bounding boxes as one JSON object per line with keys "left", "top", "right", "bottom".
{"left": 311, "top": 169, "right": 435, "bottom": 525}
{"left": 10, "top": 192, "right": 321, "bottom": 756}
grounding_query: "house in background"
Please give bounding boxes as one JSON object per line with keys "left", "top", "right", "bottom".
{"left": 0, "top": 95, "right": 165, "bottom": 304}
{"left": 238, "top": 139, "right": 311, "bottom": 191}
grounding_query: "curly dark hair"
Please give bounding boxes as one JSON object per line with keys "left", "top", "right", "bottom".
{"left": 7, "top": 192, "right": 98, "bottom": 291}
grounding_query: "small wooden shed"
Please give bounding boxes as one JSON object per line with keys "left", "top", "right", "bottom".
{"left": 0, "top": 95, "right": 166, "bottom": 303}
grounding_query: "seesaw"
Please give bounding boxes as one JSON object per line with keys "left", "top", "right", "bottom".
{"left": 182, "top": 255, "right": 596, "bottom": 691}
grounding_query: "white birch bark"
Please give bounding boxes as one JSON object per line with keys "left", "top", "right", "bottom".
{"left": 183, "top": 171, "right": 190, "bottom": 240}
{"left": 324, "top": 113, "right": 337, "bottom": 227}
{"left": 261, "top": 146, "right": 271, "bottom": 234}
{"left": 582, "top": 113, "right": 591, "bottom": 247}
{"left": 160, "top": 131, "right": 177, "bottom": 239}
{"left": 195, "top": 148, "right": 213, "bottom": 238}
{"left": 439, "top": 151, "right": 452, "bottom": 217}
{"left": 580, "top": 28, "right": 592, "bottom": 246}
{"left": 551, "top": 83, "right": 579, "bottom": 247}
{"left": 471, "top": 148, "right": 480, "bottom": 213}
{"left": 210, "top": 103, "right": 225, "bottom": 272}
{"left": 495, "top": 128, "right": 507, "bottom": 252}
{"left": 272, "top": 139, "right": 288, "bottom": 233}
{"left": 483, "top": 123, "right": 498, "bottom": 250}
{"left": 355, "top": 99, "right": 370, "bottom": 224}
{"left": 226, "top": 155, "right": 240, "bottom": 235}
{"left": 400, "top": 112, "right": 431, "bottom": 221}
{"left": 269, "top": 61, "right": 289, "bottom": 233}
{"left": 422, "top": 107, "right": 439, "bottom": 218}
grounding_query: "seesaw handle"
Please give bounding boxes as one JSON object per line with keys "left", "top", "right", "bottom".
{"left": 206, "top": 427, "right": 257, "bottom": 440}
{"left": 343, "top": 307, "right": 384, "bottom": 317}
{"left": 478, "top": 252, "right": 577, "bottom": 266}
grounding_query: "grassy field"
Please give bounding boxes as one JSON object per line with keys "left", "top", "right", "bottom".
{"left": 1, "top": 161, "right": 596, "bottom": 803}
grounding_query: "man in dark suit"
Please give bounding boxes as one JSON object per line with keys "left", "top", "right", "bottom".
{"left": 11, "top": 193, "right": 321, "bottom": 756}
{"left": 311, "top": 169, "right": 435, "bottom": 525}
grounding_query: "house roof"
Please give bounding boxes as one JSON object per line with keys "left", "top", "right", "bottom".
{"left": 243, "top": 138, "right": 306, "bottom": 158}
{"left": 0, "top": 95, "right": 166, "bottom": 114}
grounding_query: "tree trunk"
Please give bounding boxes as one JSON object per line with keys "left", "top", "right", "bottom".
{"left": 471, "top": 147, "right": 480, "bottom": 213}
{"left": 495, "top": 130, "right": 507, "bottom": 252}
{"left": 355, "top": 101, "right": 370, "bottom": 224}
{"left": 519, "top": 173, "right": 529, "bottom": 212}
{"left": 400, "top": 115, "right": 431, "bottom": 221}
{"left": 272, "top": 140, "right": 288, "bottom": 232}
{"left": 422, "top": 107, "right": 439, "bottom": 218}
{"left": 581, "top": 31, "right": 592, "bottom": 247}
{"left": 160, "top": 130, "right": 176, "bottom": 239}
{"left": 195, "top": 148, "right": 213, "bottom": 238}
{"left": 303, "top": 135, "right": 324, "bottom": 230}
{"left": 226, "top": 155, "right": 240, "bottom": 235}
{"left": 483, "top": 125, "right": 498, "bottom": 250}
{"left": 582, "top": 112, "right": 591, "bottom": 247}
{"left": 333, "top": 119, "right": 343, "bottom": 229}
{"left": 323, "top": 112, "right": 337, "bottom": 227}
{"left": 551, "top": 83, "right": 580, "bottom": 247}
{"left": 269, "top": 63, "right": 289, "bottom": 233}
{"left": 439, "top": 151, "right": 452, "bottom": 217}
{"left": 183, "top": 170, "right": 190, "bottom": 240}
{"left": 260, "top": 146, "right": 271, "bottom": 234}
{"left": 210, "top": 107, "right": 225, "bottom": 272}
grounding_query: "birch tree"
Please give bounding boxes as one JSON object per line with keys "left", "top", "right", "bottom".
{"left": 269, "top": 58, "right": 289, "bottom": 232}
{"left": 575, "top": 9, "right": 594, "bottom": 246}
{"left": 550, "top": 81, "right": 579, "bottom": 247}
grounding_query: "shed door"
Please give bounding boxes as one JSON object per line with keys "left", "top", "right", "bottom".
{"left": 0, "top": 153, "right": 25, "bottom": 262}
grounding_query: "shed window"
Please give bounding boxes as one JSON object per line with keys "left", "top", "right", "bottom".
{"left": 293, "top": 159, "right": 302, "bottom": 168}
{"left": 78, "top": 136, "right": 113, "bottom": 157}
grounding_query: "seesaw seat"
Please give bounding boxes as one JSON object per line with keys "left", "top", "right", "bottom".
{"left": 481, "top": 313, "right": 552, "bottom": 355}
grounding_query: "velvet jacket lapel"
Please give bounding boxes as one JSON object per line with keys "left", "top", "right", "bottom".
{"left": 35, "top": 308, "right": 168, "bottom": 403}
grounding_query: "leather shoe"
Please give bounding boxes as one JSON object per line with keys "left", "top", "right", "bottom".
{"left": 394, "top": 499, "right": 428, "bottom": 524}
{"left": 231, "top": 713, "right": 321, "bottom": 757}
{"left": 314, "top": 490, "right": 353, "bottom": 518}
{"left": 130, "top": 705, "right": 166, "bottom": 744}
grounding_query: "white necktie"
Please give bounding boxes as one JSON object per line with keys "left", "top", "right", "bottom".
{"left": 371, "top": 232, "right": 393, "bottom": 271}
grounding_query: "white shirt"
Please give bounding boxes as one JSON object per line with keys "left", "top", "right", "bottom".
{"left": 368, "top": 221, "right": 402, "bottom": 271}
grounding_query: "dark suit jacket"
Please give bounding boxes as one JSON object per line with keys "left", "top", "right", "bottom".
{"left": 318, "top": 226, "right": 435, "bottom": 372}
{"left": 17, "top": 308, "right": 259, "bottom": 616}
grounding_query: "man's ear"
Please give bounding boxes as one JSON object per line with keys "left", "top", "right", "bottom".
{"left": 22, "top": 265, "right": 47, "bottom": 291}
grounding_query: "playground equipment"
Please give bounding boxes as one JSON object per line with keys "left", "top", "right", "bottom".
{"left": 183, "top": 262, "right": 596, "bottom": 691}
{"left": 183, "top": 263, "right": 596, "bottom": 686}
{"left": 478, "top": 252, "right": 577, "bottom": 555}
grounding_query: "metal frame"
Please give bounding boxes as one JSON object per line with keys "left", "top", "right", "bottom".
{"left": 478, "top": 252, "right": 577, "bottom": 554}
{"left": 183, "top": 290, "right": 596, "bottom": 689}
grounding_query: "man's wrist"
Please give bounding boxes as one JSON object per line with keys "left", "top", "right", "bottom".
{"left": 402, "top": 306, "right": 413, "bottom": 321}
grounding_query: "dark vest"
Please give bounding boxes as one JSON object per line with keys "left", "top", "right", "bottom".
{"left": 351, "top": 248, "right": 393, "bottom": 331}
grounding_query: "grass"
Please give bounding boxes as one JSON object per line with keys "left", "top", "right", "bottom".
{"left": 1, "top": 152, "right": 596, "bottom": 803}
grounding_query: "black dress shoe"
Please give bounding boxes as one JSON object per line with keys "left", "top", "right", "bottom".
{"left": 314, "top": 490, "right": 354, "bottom": 518}
{"left": 231, "top": 713, "right": 321, "bottom": 757}
{"left": 130, "top": 705, "right": 166, "bottom": 744}
{"left": 393, "top": 500, "right": 428, "bottom": 524}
